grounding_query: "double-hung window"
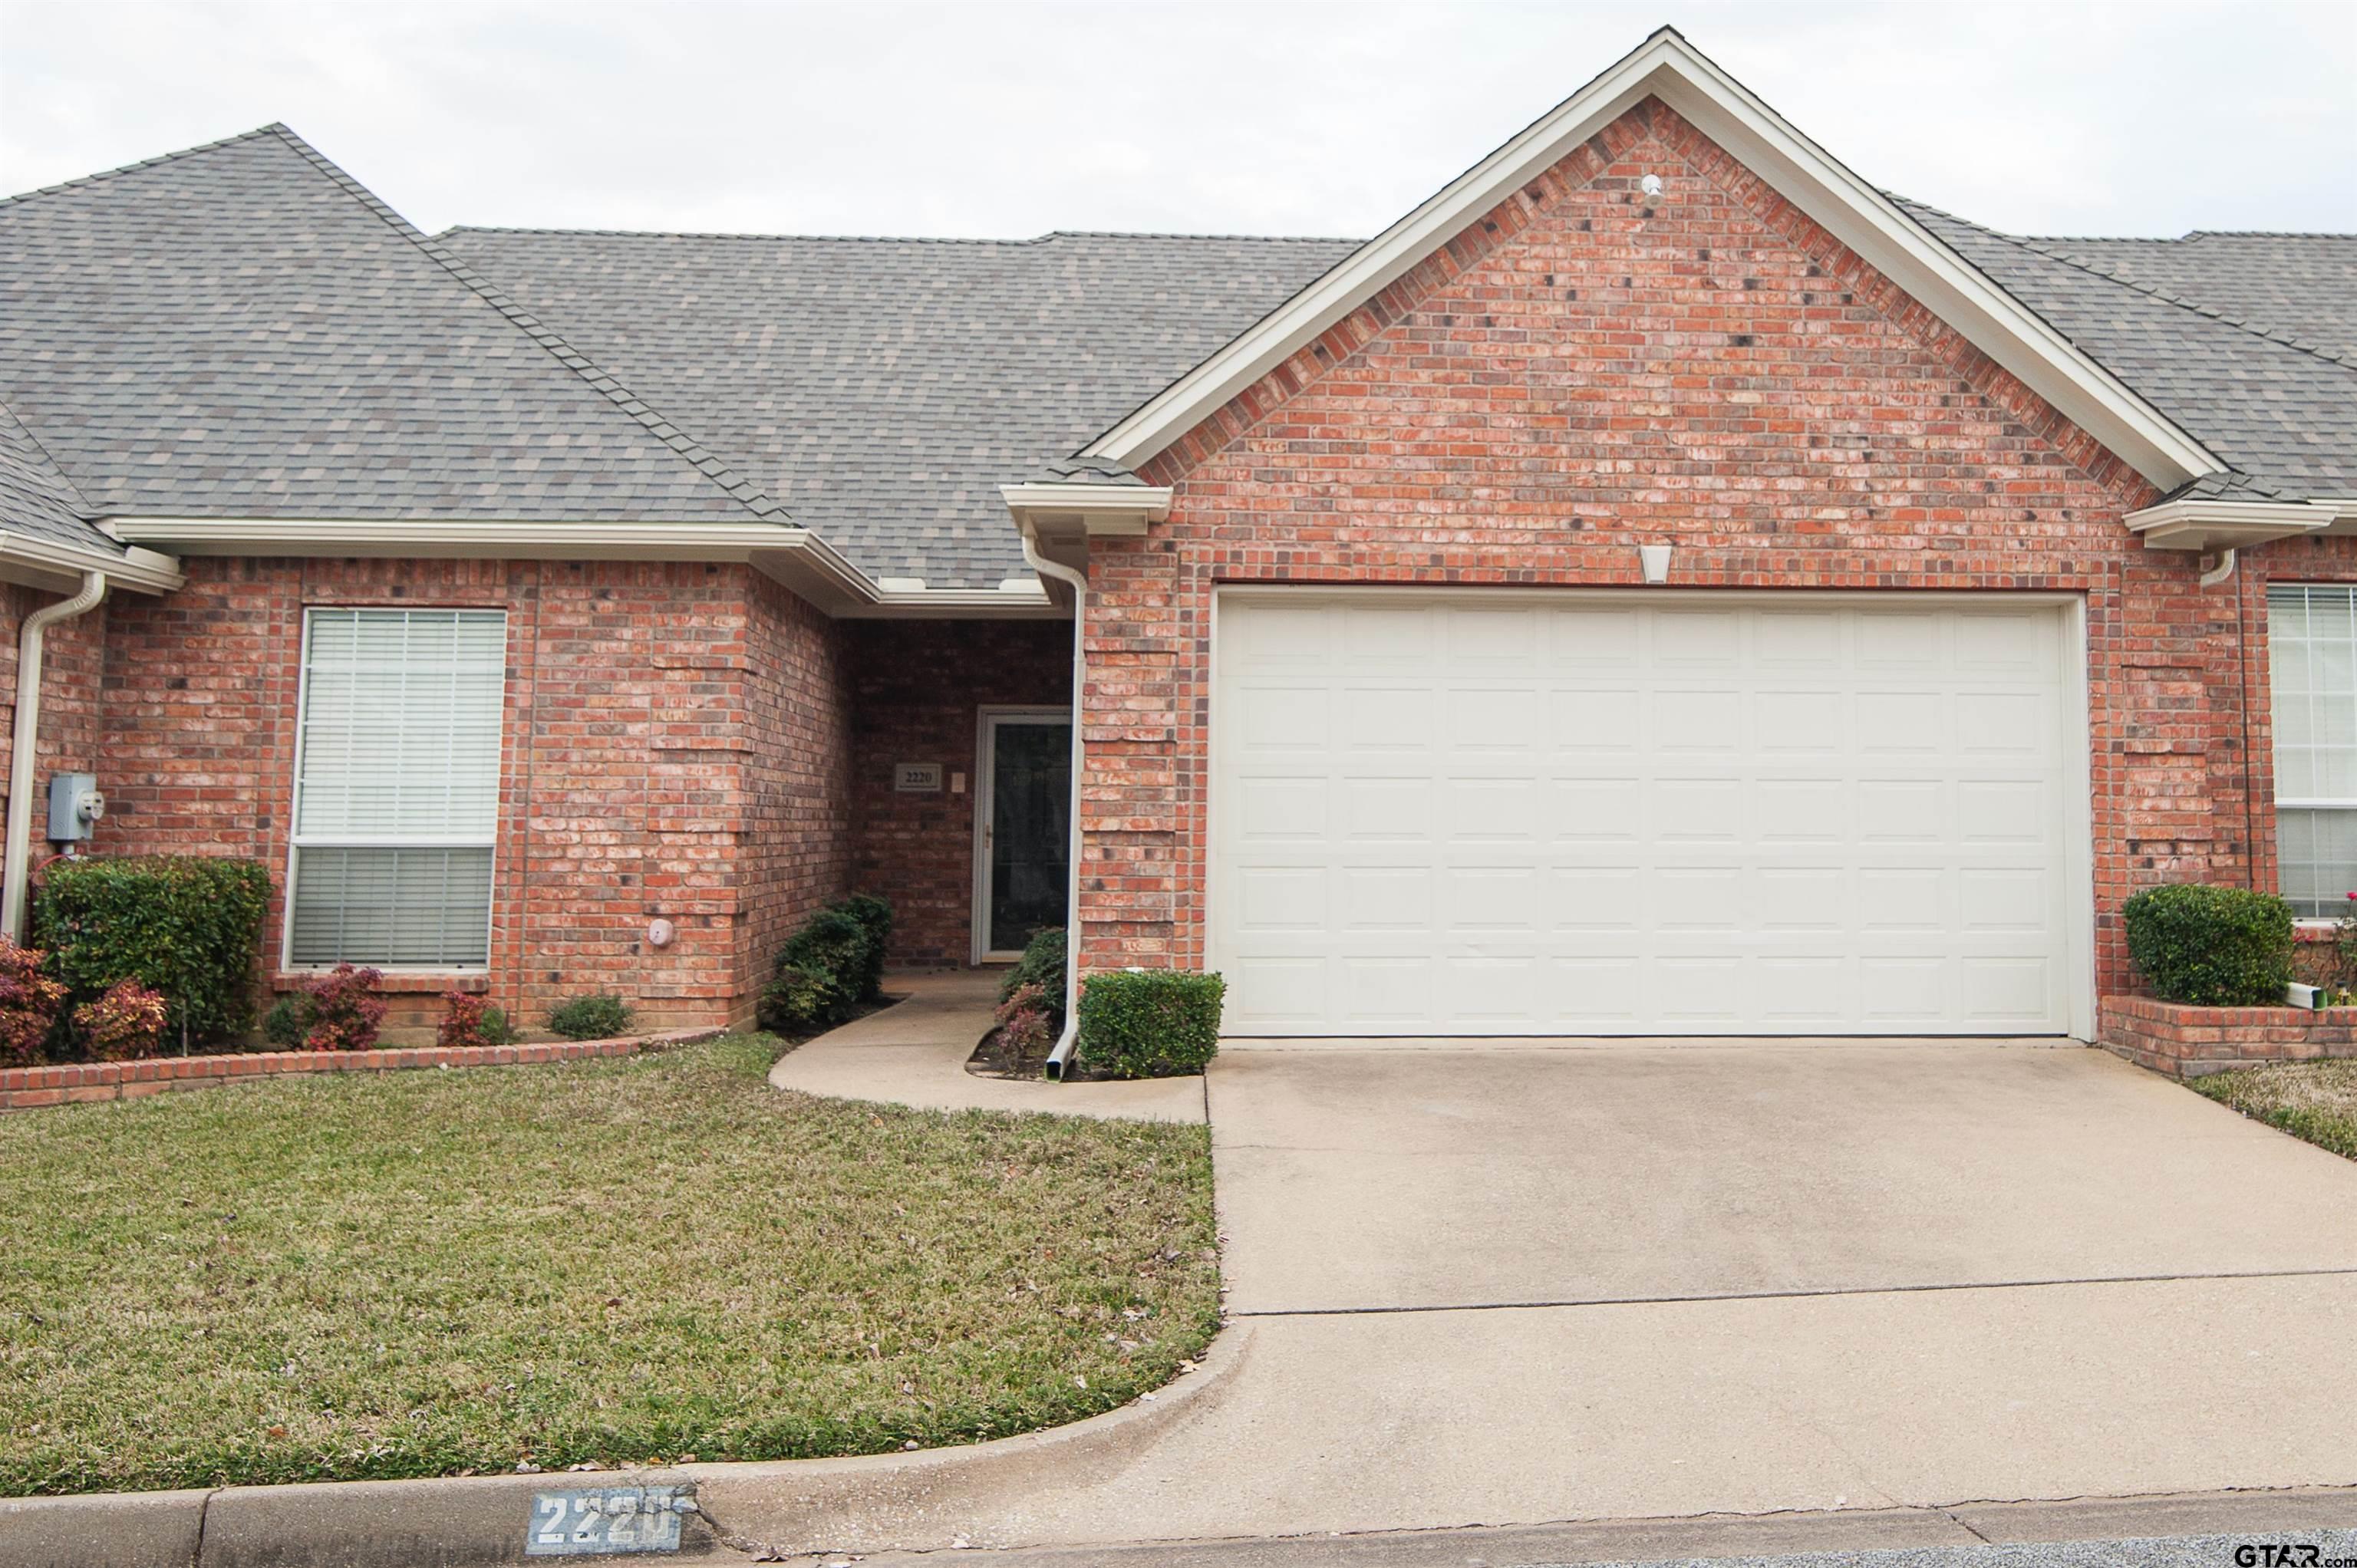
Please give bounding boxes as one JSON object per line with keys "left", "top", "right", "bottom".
{"left": 2268, "top": 583, "right": 2357, "bottom": 918}
{"left": 288, "top": 608, "right": 506, "bottom": 967}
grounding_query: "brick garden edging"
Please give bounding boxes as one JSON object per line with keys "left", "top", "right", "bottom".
{"left": 2101, "top": 995, "right": 2357, "bottom": 1079}
{"left": 0, "top": 1029, "right": 722, "bottom": 1112}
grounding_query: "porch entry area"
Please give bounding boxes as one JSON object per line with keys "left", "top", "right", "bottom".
{"left": 973, "top": 707, "right": 1072, "bottom": 962}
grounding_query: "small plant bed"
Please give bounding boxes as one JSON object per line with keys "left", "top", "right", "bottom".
{"left": 2193, "top": 1059, "right": 2357, "bottom": 1162}
{"left": 0, "top": 1034, "right": 1219, "bottom": 1495}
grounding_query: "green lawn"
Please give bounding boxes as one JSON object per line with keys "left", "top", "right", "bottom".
{"left": 0, "top": 1035, "right": 1219, "bottom": 1496}
{"left": 2193, "top": 1059, "right": 2357, "bottom": 1162}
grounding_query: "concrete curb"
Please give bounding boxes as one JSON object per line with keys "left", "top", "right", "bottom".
{"left": 0, "top": 1325, "right": 1251, "bottom": 1567}
{"left": 687, "top": 1320, "right": 1256, "bottom": 1558}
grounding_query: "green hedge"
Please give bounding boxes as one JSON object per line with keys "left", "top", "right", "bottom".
{"left": 997, "top": 927, "right": 1067, "bottom": 1036}
{"left": 546, "top": 993, "right": 633, "bottom": 1041}
{"left": 2121, "top": 883, "right": 2293, "bottom": 1006}
{"left": 757, "top": 894, "right": 893, "bottom": 1035}
{"left": 1076, "top": 970, "right": 1225, "bottom": 1079}
{"left": 832, "top": 894, "right": 892, "bottom": 1002}
{"left": 31, "top": 856, "right": 272, "bottom": 1047}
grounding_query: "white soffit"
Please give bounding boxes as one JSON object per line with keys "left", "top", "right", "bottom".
{"left": 1079, "top": 27, "right": 2221, "bottom": 492}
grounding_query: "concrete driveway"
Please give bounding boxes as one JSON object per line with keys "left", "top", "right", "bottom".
{"left": 1209, "top": 1038, "right": 2357, "bottom": 1314}
{"left": 724, "top": 1037, "right": 2357, "bottom": 1555}
{"left": 875, "top": 1039, "right": 2357, "bottom": 1550}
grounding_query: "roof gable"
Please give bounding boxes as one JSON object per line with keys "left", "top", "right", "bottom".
{"left": 0, "top": 127, "right": 786, "bottom": 525}
{"left": 1079, "top": 27, "right": 2221, "bottom": 493}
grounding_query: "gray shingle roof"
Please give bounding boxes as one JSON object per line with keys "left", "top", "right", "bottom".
{"left": 3, "top": 118, "right": 2349, "bottom": 595}
{"left": 1897, "top": 199, "right": 2357, "bottom": 503}
{"left": 2020, "top": 232, "right": 2357, "bottom": 361}
{"left": 0, "top": 396, "right": 116, "bottom": 554}
{"left": 438, "top": 229, "right": 1360, "bottom": 587}
{"left": 0, "top": 127, "right": 787, "bottom": 527}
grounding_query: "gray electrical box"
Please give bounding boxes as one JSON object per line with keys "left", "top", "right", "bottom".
{"left": 47, "top": 772, "right": 102, "bottom": 843}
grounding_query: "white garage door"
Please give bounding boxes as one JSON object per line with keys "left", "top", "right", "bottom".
{"left": 1212, "top": 592, "right": 2084, "bottom": 1037}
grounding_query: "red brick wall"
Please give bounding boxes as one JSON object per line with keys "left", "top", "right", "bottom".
{"left": 847, "top": 618, "right": 1072, "bottom": 966}
{"left": 737, "top": 570, "right": 855, "bottom": 994}
{"left": 0, "top": 581, "right": 107, "bottom": 865}
{"left": 91, "top": 556, "right": 852, "bottom": 1032}
{"left": 1076, "top": 94, "right": 2264, "bottom": 1003}
{"left": 2101, "top": 994, "right": 2357, "bottom": 1078}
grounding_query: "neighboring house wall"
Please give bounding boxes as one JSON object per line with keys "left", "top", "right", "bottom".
{"left": 1079, "top": 95, "right": 2256, "bottom": 998}
{"left": 848, "top": 618, "right": 1073, "bottom": 966}
{"left": 94, "top": 556, "right": 852, "bottom": 1031}
{"left": 0, "top": 581, "right": 106, "bottom": 877}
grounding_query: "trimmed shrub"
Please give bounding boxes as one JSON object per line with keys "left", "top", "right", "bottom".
{"left": 31, "top": 855, "right": 271, "bottom": 1047}
{"left": 74, "top": 980, "right": 170, "bottom": 1062}
{"left": 1076, "top": 970, "right": 1227, "bottom": 1079}
{"left": 994, "top": 981, "right": 1056, "bottom": 1067}
{"left": 757, "top": 963, "right": 846, "bottom": 1036}
{"left": 2121, "top": 883, "right": 2294, "bottom": 1006}
{"left": 760, "top": 896, "right": 894, "bottom": 1034}
{"left": 547, "top": 992, "right": 632, "bottom": 1042}
{"left": 997, "top": 927, "right": 1068, "bottom": 1034}
{"left": 261, "top": 995, "right": 312, "bottom": 1050}
{"left": 831, "top": 893, "right": 893, "bottom": 1000}
{"left": 437, "top": 991, "right": 516, "bottom": 1049}
{"left": 302, "top": 964, "right": 387, "bottom": 1052}
{"left": 0, "top": 937, "right": 68, "bottom": 1066}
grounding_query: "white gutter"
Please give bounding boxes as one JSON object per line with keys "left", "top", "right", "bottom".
{"left": 101, "top": 516, "right": 1060, "bottom": 618}
{"left": 3, "top": 571, "right": 105, "bottom": 941}
{"left": 1018, "top": 523, "right": 1090, "bottom": 1081}
{"left": 0, "top": 532, "right": 182, "bottom": 595}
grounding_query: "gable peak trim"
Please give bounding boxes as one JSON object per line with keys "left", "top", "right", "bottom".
{"left": 1077, "top": 26, "right": 2222, "bottom": 492}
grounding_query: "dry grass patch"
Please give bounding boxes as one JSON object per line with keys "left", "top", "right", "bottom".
{"left": 0, "top": 1034, "right": 1218, "bottom": 1496}
{"left": 2192, "top": 1059, "right": 2357, "bottom": 1161}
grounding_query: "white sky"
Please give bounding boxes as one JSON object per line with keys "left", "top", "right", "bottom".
{"left": 2, "top": 1, "right": 2352, "bottom": 242}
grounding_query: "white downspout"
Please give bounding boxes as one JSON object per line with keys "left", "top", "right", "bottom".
{"left": 4, "top": 570, "right": 106, "bottom": 941}
{"left": 2199, "top": 548, "right": 2238, "bottom": 589}
{"left": 1019, "top": 525, "right": 1089, "bottom": 1079}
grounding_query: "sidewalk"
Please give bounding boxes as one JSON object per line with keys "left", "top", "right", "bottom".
{"left": 766, "top": 969, "right": 1205, "bottom": 1122}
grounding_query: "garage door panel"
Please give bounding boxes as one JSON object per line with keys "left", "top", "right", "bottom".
{"left": 1215, "top": 595, "right": 2078, "bottom": 1036}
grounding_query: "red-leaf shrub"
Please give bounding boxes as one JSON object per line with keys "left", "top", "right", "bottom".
{"left": 437, "top": 990, "right": 515, "bottom": 1049}
{"left": 74, "top": 979, "right": 170, "bottom": 1061}
{"left": 301, "top": 964, "right": 387, "bottom": 1052}
{"left": 994, "top": 981, "right": 1056, "bottom": 1064}
{"left": 0, "top": 937, "right": 68, "bottom": 1066}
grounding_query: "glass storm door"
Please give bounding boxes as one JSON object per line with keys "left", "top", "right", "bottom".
{"left": 980, "top": 713, "right": 1071, "bottom": 958}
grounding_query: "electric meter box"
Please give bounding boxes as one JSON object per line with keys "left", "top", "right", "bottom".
{"left": 47, "top": 772, "right": 103, "bottom": 843}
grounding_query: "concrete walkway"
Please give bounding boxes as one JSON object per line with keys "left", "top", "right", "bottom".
{"left": 766, "top": 969, "right": 1205, "bottom": 1122}
{"left": 724, "top": 1036, "right": 2357, "bottom": 1556}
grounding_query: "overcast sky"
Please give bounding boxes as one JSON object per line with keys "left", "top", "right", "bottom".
{"left": 2, "top": 1, "right": 2352, "bottom": 242}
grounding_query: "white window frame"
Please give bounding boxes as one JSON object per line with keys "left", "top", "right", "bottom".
{"left": 281, "top": 606, "right": 506, "bottom": 972}
{"left": 2266, "top": 582, "right": 2357, "bottom": 925}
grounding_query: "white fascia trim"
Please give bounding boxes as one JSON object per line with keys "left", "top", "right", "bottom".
{"left": 998, "top": 483, "right": 1173, "bottom": 537}
{"left": 98, "top": 516, "right": 1057, "bottom": 617}
{"left": 1078, "top": 28, "right": 2221, "bottom": 492}
{"left": 2126, "top": 498, "right": 2339, "bottom": 552}
{"left": 0, "top": 532, "right": 183, "bottom": 593}
{"left": 110, "top": 516, "right": 827, "bottom": 558}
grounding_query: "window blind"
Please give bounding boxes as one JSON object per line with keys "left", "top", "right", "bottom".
{"left": 2268, "top": 585, "right": 2357, "bottom": 918}
{"left": 289, "top": 608, "right": 506, "bottom": 967}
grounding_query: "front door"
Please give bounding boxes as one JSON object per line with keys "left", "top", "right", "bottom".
{"left": 977, "top": 710, "right": 1072, "bottom": 960}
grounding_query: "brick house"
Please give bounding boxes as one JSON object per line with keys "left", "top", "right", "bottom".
{"left": 0, "top": 29, "right": 2350, "bottom": 1045}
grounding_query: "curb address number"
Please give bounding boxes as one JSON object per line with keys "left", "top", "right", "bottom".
{"left": 526, "top": 1485, "right": 695, "bottom": 1556}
